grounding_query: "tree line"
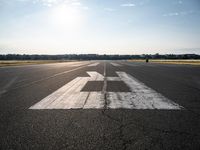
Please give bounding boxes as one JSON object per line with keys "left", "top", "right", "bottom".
{"left": 0, "top": 54, "right": 199, "bottom": 60}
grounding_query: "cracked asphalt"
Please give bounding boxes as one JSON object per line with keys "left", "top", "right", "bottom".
{"left": 0, "top": 61, "right": 200, "bottom": 150}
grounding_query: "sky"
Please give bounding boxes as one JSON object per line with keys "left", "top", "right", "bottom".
{"left": 0, "top": 0, "right": 200, "bottom": 55}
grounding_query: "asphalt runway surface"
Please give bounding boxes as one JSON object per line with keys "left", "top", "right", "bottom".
{"left": 0, "top": 61, "right": 200, "bottom": 150}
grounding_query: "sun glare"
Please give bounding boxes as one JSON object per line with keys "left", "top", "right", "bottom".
{"left": 50, "top": 4, "right": 83, "bottom": 29}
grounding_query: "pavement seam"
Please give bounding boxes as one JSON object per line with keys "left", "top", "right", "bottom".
{"left": 103, "top": 62, "right": 108, "bottom": 109}
{"left": 101, "top": 62, "right": 132, "bottom": 150}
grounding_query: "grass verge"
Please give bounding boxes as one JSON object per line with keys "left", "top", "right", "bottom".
{"left": 128, "top": 59, "right": 200, "bottom": 65}
{"left": 0, "top": 60, "right": 74, "bottom": 67}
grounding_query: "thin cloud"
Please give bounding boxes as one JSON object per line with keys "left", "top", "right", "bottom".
{"left": 71, "top": 2, "right": 81, "bottom": 6}
{"left": 31, "top": 0, "right": 81, "bottom": 7}
{"left": 30, "top": 0, "right": 89, "bottom": 10}
{"left": 163, "top": 12, "right": 179, "bottom": 17}
{"left": 173, "top": 0, "right": 183, "bottom": 5}
{"left": 121, "top": 3, "right": 135, "bottom": 7}
{"left": 163, "top": 10, "right": 198, "bottom": 17}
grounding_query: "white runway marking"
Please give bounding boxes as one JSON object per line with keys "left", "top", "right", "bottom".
{"left": 88, "top": 63, "right": 99, "bottom": 66}
{"left": 70, "top": 64, "right": 82, "bottom": 67}
{"left": 69, "top": 62, "right": 87, "bottom": 67}
{"left": 30, "top": 72, "right": 183, "bottom": 110}
{"left": 30, "top": 72, "right": 104, "bottom": 109}
{"left": 111, "top": 63, "right": 122, "bottom": 67}
{"left": 0, "top": 76, "right": 18, "bottom": 97}
{"left": 108, "top": 72, "right": 182, "bottom": 109}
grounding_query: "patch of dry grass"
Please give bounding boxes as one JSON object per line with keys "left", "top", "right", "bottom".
{"left": 128, "top": 59, "right": 200, "bottom": 65}
{"left": 127, "top": 59, "right": 145, "bottom": 62}
{"left": 0, "top": 60, "right": 72, "bottom": 67}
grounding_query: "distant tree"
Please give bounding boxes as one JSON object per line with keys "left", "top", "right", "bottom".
{"left": 0, "top": 53, "right": 199, "bottom": 60}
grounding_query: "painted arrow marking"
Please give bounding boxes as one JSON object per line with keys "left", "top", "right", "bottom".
{"left": 29, "top": 71, "right": 183, "bottom": 109}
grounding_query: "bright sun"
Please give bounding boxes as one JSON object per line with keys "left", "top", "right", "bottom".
{"left": 51, "top": 4, "right": 83, "bottom": 29}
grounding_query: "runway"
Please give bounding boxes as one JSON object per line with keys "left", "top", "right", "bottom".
{"left": 0, "top": 61, "right": 200, "bottom": 149}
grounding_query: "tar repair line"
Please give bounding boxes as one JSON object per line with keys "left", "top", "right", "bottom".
{"left": 30, "top": 70, "right": 183, "bottom": 109}
{"left": 103, "top": 62, "right": 108, "bottom": 108}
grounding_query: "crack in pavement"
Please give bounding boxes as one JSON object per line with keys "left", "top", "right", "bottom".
{"left": 101, "top": 62, "right": 132, "bottom": 150}
{"left": 99, "top": 62, "right": 198, "bottom": 149}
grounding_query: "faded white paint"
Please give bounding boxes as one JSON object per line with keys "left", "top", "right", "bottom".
{"left": 88, "top": 63, "right": 100, "bottom": 66}
{"left": 69, "top": 62, "right": 88, "bottom": 67}
{"left": 108, "top": 72, "right": 182, "bottom": 109}
{"left": 0, "top": 76, "right": 18, "bottom": 97}
{"left": 111, "top": 63, "right": 122, "bottom": 67}
{"left": 30, "top": 71, "right": 183, "bottom": 110}
{"left": 70, "top": 64, "right": 82, "bottom": 67}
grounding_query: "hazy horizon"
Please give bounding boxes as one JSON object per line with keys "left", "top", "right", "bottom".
{"left": 0, "top": 0, "right": 200, "bottom": 54}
